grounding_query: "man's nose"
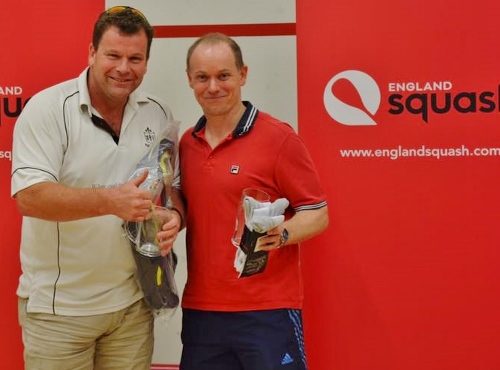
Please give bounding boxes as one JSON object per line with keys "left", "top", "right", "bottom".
{"left": 207, "top": 78, "right": 219, "bottom": 92}
{"left": 116, "top": 58, "right": 131, "bottom": 73}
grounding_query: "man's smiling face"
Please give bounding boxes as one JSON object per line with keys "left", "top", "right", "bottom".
{"left": 88, "top": 25, "right": 148, "bottom": 104}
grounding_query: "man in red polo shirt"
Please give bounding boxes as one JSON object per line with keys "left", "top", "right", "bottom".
{"left": 179, "top": 32, "right": 329, "bottom": 370}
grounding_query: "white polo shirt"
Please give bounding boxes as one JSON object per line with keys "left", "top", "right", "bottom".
{"left": 11, "top": 68, "right": 178, "bottom": 315}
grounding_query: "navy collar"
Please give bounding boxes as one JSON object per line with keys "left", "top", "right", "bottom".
{"left": 192, "top": 101, "right": 259, "bottom": 138}
{"left": 90, "top": 114, "right": 119, "bottom": 144}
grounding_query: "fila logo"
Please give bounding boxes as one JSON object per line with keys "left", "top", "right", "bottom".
{"left": 230, "top": 165, "right": 240, "bottom": 174}
{"left": 323, "top": 70, "right": 381, "bottom": 126}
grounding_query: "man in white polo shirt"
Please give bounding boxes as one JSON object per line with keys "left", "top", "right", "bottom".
{"left": 11, "top": 6, "right": 183, "bottom": 370}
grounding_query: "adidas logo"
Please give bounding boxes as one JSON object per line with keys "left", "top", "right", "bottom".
{"left": 281, "top": 352, "right": 294, "bottom": 365}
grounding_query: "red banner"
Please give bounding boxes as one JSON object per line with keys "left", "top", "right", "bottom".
{"left": 297, "top": 1, "right": 500, "bottom": 370}
{"left": 0, "top": 1, "right": 104, "bottom": 368}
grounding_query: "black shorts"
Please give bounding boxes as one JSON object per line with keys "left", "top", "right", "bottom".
{"left": 180, "top": 308, "right": 307, "bottom": 370}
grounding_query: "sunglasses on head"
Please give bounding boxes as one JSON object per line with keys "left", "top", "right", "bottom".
{"left": 105, "top": 6, "right": 147, "bottom": 21}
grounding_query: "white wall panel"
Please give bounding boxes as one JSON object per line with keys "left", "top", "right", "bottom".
{"left": 105, "top": 0, "right": 296, "bottom": 364}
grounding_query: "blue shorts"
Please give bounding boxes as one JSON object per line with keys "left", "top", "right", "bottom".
{"left": 180, "top": 308, "right": 307, "bottom": 370}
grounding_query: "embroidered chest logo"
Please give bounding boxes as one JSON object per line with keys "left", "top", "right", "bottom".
{"left": 143, "top": 127, "right": 156, "bottom": 147}
{"left": 230, "top": 165, "right": 240, "bottom": 174}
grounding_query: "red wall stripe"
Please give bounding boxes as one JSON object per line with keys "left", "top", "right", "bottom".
{"left": 151, "top": 365, "right": 179, "bottom": 370}
{"left": 153, "top": 23, "right": 296, "bottom": 38}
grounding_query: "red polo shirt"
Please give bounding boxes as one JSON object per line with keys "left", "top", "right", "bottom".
{"left": 180, "top": 102, "right": 327, "bottom": 311}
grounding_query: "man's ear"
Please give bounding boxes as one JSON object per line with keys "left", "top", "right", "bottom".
{"left": 88, "top": 43, "right": 96, "bottom": 66}
{"left": 239, "top": 65, "right": 248, "bottom": 86}
{"left": 186, "top": 69, "right": 194, "bottom": 89}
